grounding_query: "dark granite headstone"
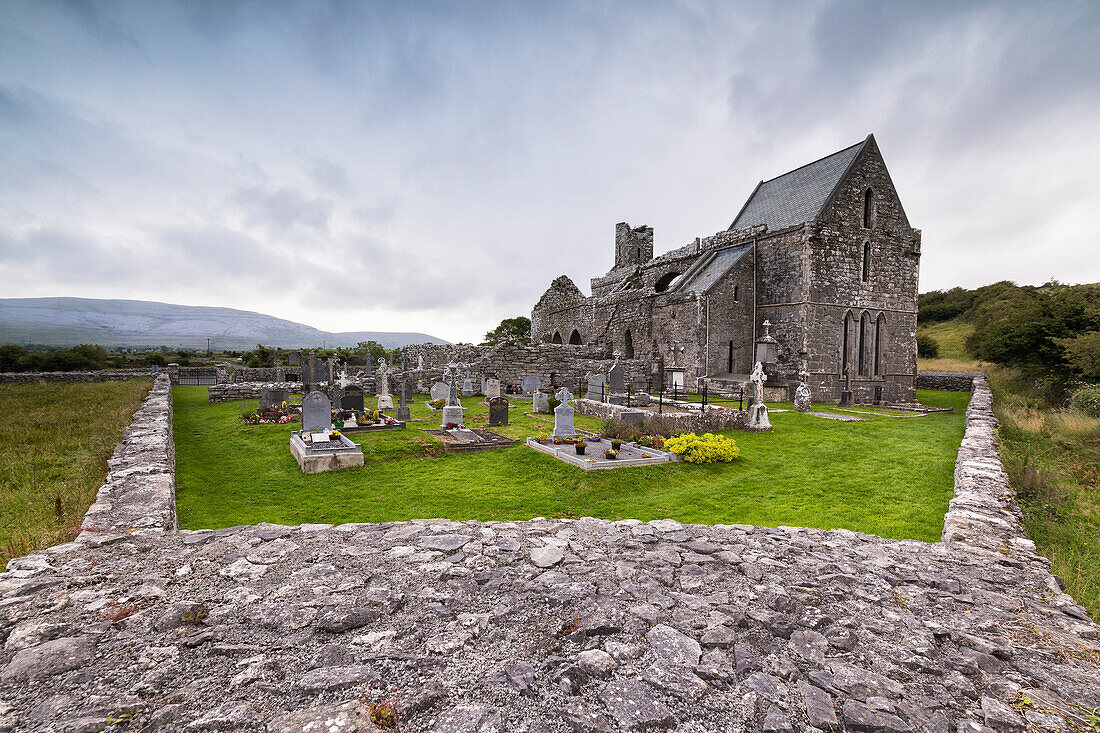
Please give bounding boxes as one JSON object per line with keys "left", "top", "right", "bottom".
{"left": 341, "top": 386, "right": 364, "bottom": 411}
{"left": 260, "top": 387, "right": 290, "bottom": 409}
{"left": 609, "top": 364, "right": 625, "bottom": 393}
{"left": 302, "top": 391, "right": 332, "bottom": 433}
{"left": 487, "top": 397, "right": 509, "bottom": 427}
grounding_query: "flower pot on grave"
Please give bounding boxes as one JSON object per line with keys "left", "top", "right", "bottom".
{"left": 575, "top": 444, "right": 586, "bottom": 455}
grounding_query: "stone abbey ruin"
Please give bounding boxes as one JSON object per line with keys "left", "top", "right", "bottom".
{"left": 532, "top": 134, "right": 921, "bottom": 405}
{"left": 1, "top": 138, "right": 1098, "bottom": 732}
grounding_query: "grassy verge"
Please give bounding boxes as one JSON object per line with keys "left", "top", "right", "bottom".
{"left": 990, "top": 368, "right": 1100, "bottom": 618}
{"left": 0, "top": 379, "right": 154, "bottom": 567}
{"left": 174, "top": 387, "right": 968, "bottom": 542}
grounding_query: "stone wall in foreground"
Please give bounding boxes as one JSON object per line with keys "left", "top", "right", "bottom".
{"left": 573, "top": 398, "right": 749, "bottom": 432}
{"left": 1, "top": 371, "right": 1098, "bottom": 733}
{"left": 0, "top": 369, "right": 151, "bottom": 383}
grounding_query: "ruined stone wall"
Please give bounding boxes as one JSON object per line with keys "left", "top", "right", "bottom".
{"left": 0, "top": 369, "right": 150, "bottom": 383}
{"left": 573, "top": 398, "right": 749, "bottom": 431}
{"left": 401, "top": 343, "right": 482, "bottom": 370}
{"left": 207, "top": 379, "right": 378, "bottom": 404}
{"left": 700, "top": 253, "right": 756, "bottom": 376}
{"left": 916, "top": 370, "right": 982, "bottom": 392}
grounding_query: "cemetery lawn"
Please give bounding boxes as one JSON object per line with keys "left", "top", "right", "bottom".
{"left": 174, "top": 387, "right": 969, "bottom": 542}
{"left": 0, "top": 379, "right": 154, "bottom": 567}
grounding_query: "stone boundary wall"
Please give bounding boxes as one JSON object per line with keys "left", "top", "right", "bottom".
{"left": 207, "top": 379, "right": 378, "bottom": 403}
{"left": 0, "top": 369, "right": 150, "bottom": 383}
{"left": 941, "top": 374, "right": 1030, "bottom": 552}
{"left": 79, "top": 373, "right": 177, "bottom": 535}
{"left": 916, "top": 370, "right": 982, "bottom": 392}
{"left": 573, "top": 398, "right": 749, "bottom": 431}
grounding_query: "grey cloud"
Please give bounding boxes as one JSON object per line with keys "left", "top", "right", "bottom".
{"left": 230, "top": 186, "right": 334, "bottom": 236}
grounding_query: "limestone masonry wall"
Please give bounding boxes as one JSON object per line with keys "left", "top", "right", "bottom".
{"left": 0, "top": 368, "right": 150, "bottom": 383}
{"left": 2, "top": 371, "right": 1098, "bottom": 732}
{"left": 207, "top": 379, "right": 378, "bottom": 404}
{"left": 79, "top": 373, "right": 177, "bottom": 535}
{"left": 916, "top": 370, "right": 982, "bottom": 392}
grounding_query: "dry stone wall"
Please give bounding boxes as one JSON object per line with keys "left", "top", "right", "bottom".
{"left": 916, "top": 370, "right": 983, "bottom": 392}
{"left": 1, "top": 373, "right": 1098, "bottom": 732}
{"left": 0, "top": 369, "right": 151, "bottom": 383}
{"left": 206, "top": 379, "right": 379, "bottom": 404}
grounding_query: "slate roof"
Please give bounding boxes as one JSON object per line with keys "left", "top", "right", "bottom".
{"left": 729, "top": 136, "right": 869, "bottom": 231}
{"left": 671, "top": 243, "right": 752, "bottom": 295}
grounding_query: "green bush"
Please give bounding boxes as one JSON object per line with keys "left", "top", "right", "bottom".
{"left": 663, "top": 432, "right": 740, "bottom": 464}
{"left": 916, "top": 333, "right": 939, "bottom": 359}
{"left": 1069, "top": 383, "right": 1100, "bottom": 416}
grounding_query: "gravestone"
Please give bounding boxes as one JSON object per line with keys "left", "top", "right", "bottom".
{"left": 747, "top": 362, "right": 771, "bottom": 430}
{"left": 484, "top": 378, "right": 501, "bottom": 399}
{"left": 632, "top": 377, "right": 648, "bottom": 393}
{"left": 462, "top": 377, "right": 475, "bottom": 396}
{"left": 396, "top": 381, "right": 411, "bottom": 421}
{"left": 260, "top": 387, "right": 290, "bottom": 410}
{"left": 521, "top": 375, "right": 541, "bottom": 395}
{"left": 302, "top": 391, "right": 332, "bottom": 433}
{"left": 305, "top": 356, "right": 323, "bottom": 387}
{"left": 609, "top": 363, "right": 625, "bottom": 393}
{"left": 430, "top": 382, "right": 449, "bottom": 401}
{"left": 794, "top": 380, "right": 812, "bottom": 413}
{"left": 377, "top": 394, "right": 393, "bottom": 411}
{"left": 376, "top": 358, "right": 391, "bottom": 396}
{"left": 585, "top": 372, "right": 606, "bottom": 402}
{"left": 552, "top": 387, "right": 575, "bottom": 438}
{"left": 341, "top": 385, "right": 364, "bottom": 411}
{"left": 288, "top": 352, "right": 303, "bottom": 367}
{"left": 532, "top": 391, "right": 549, "bottom": 414}
{"left": 488, "top": 397, "right": 509, "bottom": 427}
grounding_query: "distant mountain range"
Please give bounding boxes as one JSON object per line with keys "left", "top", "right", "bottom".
{"left": 0, "top": 298, "right": 449, "bottom": 350}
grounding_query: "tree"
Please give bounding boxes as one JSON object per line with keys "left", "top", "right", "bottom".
{"left": 482, "top": 316, "right": 531, "bottom": 345}
{"left": 1056, "top": 331, "right": 1100, "bottom": 379}
{"left": 241, "top": 344, "right": 275, "bottom": 368}
{"left": 0, "top": 344, "right": 29, "bottom": 372}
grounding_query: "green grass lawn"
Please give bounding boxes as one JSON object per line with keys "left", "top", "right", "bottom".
{"left": 174, "top": 387, "right": 969, "bottom": 542}
{"left": 0, "top": 379, "right": 153, "bottom": 567}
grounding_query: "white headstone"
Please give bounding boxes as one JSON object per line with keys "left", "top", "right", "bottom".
{"left": 377, "top": 394, "right": 393, "bottom": 410}
{"left": 552, "top": 388, "right": 575, "bottom": 438}
{"left": 521, "top": 375, "right": 541, "bottom": 394}
{"left": 532, "top": 391, "right": 549, "bottom": 413}
{"left": 485, "top": 378, "right": 501, "bottom": 399}
{"left": 430, "top": 382, "right": 449, "bottom": 401}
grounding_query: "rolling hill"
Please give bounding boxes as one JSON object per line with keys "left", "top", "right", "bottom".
{"left": 0, "top": 298, "right": 449, "bottom": 349}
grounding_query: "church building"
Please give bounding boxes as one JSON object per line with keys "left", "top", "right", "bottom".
{"left": 530, "top": 134, "right": 921, "bottom": 403}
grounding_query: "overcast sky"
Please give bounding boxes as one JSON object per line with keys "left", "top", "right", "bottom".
{"left": 1, "top": 1, "right": 1097, "bottom": 343}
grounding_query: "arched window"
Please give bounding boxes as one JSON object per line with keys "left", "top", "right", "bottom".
{"left": 569, "top": 329, "right": 582, "bottom": 345}
{"left": 862, "top": 188, "right": 873, "bottom": 228}
{"left": 655, "top": 272, "right": 681, "bottom": 293}
{"left": 551, "top": 331, "right": 562, "bottom": 344}
{"left": 862, "top": 241, "right": 870, "bottom": 282}
{"left": 858, "top": 313, "right": 871, "bottom": 376}
{"left": 875, "top": 313, "right": 887, "bottom": 376}
{"left": 624, "top": 330, "right": 635, "bottom": 359}
{"left": 842, "top": 311, "right": 855, "bottom": 374}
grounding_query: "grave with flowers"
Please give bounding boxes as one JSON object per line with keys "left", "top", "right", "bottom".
{"left": 289, "top": 391, "right": 364, "bottom": 474}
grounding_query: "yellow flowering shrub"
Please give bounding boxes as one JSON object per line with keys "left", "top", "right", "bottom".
{"left": 663, "top": 432, "right": 740, "bottom": 464}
